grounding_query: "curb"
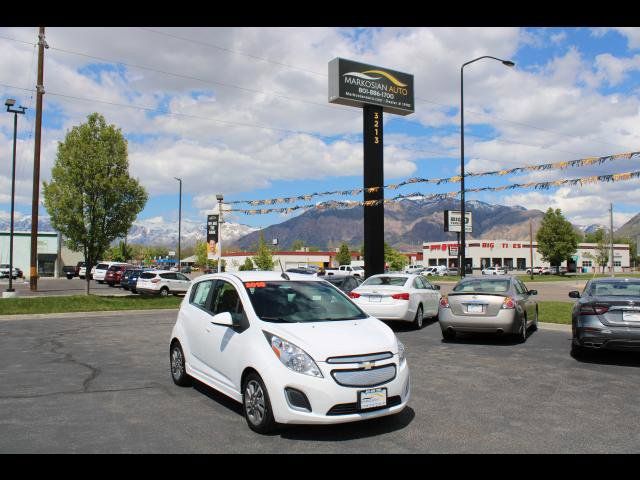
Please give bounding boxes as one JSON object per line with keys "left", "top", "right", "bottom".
{"left": 537, "top": 322, "right": 571, "bottom": 332}
{"left": 0, "top": 308, "right": 179, "bottom": 322}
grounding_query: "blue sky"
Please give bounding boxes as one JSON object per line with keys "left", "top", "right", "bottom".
{"left": 1, "top": 26, "right": 640, "bottom": 233}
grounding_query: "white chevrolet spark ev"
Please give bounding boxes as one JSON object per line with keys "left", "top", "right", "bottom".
{"left": 169, "top": 271, "right": 410, "bottom": 433}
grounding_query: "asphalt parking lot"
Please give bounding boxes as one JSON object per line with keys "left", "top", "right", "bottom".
{"left": 1, "top": 310, "right": 639, "bottom": 453}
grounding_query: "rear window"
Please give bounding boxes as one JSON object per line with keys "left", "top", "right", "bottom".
{"left": 453, "top": 279, "right": 511, "bottom": 293}
{"left": 140, "top": 272, "right": 157, "bottom": 279}
{"left": 108, "top": 265, "right": 121, "bottom": 271}
{"left": 96, "top": 264, "right": 109, "bottom": 270}
{"left": 361, "top": 276, "right": 408, "bottom": 287}
{"left": 588, "top": 282, "right": 640, "bottom": 297}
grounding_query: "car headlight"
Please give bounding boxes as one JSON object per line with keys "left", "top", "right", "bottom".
{"left": 263, "top": 331, "right": 323, "bottom": 378}
{"left": 397, "top": 337, "right": 406, "bottom": 364}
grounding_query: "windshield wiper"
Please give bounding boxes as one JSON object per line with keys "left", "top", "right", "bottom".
{"left": 259, "top": 316, "right": 292, "bottom": 323}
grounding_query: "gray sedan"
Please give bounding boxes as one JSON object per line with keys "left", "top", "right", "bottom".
{"left": 438, "top": 275, "right": 538, "bottom": 342}
{"left": 569, "top": 278, "right": 640, "bottom": 357}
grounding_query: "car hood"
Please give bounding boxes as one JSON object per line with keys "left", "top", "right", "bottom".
{"left": 260, "top": 317, "right": 398, "bottom": 362}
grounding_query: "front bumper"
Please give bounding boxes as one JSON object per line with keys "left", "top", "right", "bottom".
{"left": 439, "top": 308, "right": 520, "bottom": 334}
{"left": 268, "top": 358, "right": 410, "bottom": 425}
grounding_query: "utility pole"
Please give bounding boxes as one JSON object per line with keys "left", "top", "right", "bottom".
{"left": 174, "top": 177, "right": 182, "bottom": 272}
{"left": 610, "top": 203, "right": 615, "bottom": 277}
{"left": 30, "top": 26, "right": 46, "bottom": 291}
{"left": 216, "top": 194, "right": 223, "bottom": 273}
{"left": 529, "top": 219, "right": 534, "bottom": 280}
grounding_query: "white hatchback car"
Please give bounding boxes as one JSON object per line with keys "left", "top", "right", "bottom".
{"left": 137, "top": 270, "right": 191, "bottom": 296}
{"left": 349, "top": 273, "right": 441, "bottom": 329}
{"left": 481, "top": 266, "right": 507, "bottom": 275}
{"left": 169, "top": 271, "right": 410, "bottom": 433}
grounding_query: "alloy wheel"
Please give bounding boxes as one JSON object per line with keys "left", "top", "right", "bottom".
{"left": 244, "top": 380, "right": 266, "bottom": 426}
{"left": 171, "top": 347, "right": 184, "bottom": 380}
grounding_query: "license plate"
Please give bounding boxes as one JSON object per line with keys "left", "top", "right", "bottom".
{"left": 358, "top": 388, "right": 387, "bottom": 410}
{"left": 368, "top": 295, "right": 382, "bottom": 303}
{"left": 467, "top": 304, "right": 484, "bottom": 313}
{"left": 623, "top": 312, "right": 640, "bottom": 322}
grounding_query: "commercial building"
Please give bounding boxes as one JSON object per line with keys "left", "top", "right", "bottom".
{"left": 422, "top": 239, "right": 631, "bottom": 273}
{"left": 0, "top": 231, "right": 83, "bottom": 278}
{"left": 222, "top": 250, "right": 361, "bottom": 272}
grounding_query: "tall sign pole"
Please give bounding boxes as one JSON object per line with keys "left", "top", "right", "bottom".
{"left": 30, "top": 26, "right": 46, "bottom": 291}
{"left": 329, "top": 58, "right": 414, "bottom": 278}
{"left": 610, "top": 203, "right": 615, "bottom": 277}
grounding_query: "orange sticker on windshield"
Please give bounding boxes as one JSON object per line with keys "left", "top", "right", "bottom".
{"left": 245, "top": 282, "right": 266, "bottom": 288}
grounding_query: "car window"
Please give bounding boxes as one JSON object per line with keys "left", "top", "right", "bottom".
{"left": 453, "top": 279, "right": 511, "bottom": 293}
{"left": 160, "top": 272, "right": 177, "bottom": 280}
{"left": 413, "top": 277, "right": 426, "bottom": 289}
{"left": 96, "top": 263, "right": 109, "bottom": 270}
{"left": 175, "top": 273, "right": 190, "bottom": 281}
{"left": 190, "top": 280, "right": 215, "bottom": 309}
{"left": 211, "top": 281, "right": 248, "bottom": 329}
{"left": 244, "top": 280, "right": 367, "bottom": 323}
{"left": 422, "top": 277, "right": 434, "bottom": 289}
{"left": 140, "top": 272, "right": 157, "bottom": 279}
{"left": 362, "top": 276, "right": 409, "bottom": 287}
{"left": 589, "top": 281, "right": 640, "bottom": 297}
{"left": 514, "top": 281, "right": 527, "bottom": 295}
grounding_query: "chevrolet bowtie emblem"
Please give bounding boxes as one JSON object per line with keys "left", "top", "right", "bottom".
{"left": 361, "top": 361, "right": 374, "bottom": 370}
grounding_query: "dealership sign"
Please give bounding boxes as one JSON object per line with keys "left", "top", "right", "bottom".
{"left": 444, "top": 210, "right": 473, "bottom": 233}
{"left": 207, "top": 214, "right": 219, "bottom": 260}
{"left": 328, "top": 58, "right": 414, "bottom": 115}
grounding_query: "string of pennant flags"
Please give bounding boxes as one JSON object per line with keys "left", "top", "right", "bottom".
{"left": 225, "top": 151, "right": 639, "bottom": 207}
{"left": 227, "top": 168, "right": 640, "bottom": 215}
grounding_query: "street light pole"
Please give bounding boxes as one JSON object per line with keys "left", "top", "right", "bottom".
{"left": 174, "top": 177, "right": 182, "bottom": 272}
{"left": 216, "top": 194, "right": 223, "bottom": 273}
{"left": 5, "top": 99, "right": 27, "bottom": 294}
{"left": 460, "top": 56, "right": 514, "bottom": 278}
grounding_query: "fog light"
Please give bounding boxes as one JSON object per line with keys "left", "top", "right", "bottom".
{"left": 284, "top": 387, "right": 312, "bottom": 412}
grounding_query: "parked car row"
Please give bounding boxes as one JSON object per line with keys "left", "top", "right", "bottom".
{"left": 0, "top": 264, "right": 23, "bottom": 279}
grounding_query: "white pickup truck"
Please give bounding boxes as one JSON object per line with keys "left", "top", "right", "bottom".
{"left": 324, "top": 265, "right": 364, "bottom": 277}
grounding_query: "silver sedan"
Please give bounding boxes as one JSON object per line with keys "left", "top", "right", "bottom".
{"left": 438, "top": 275, "right": 539, "bottom": 342}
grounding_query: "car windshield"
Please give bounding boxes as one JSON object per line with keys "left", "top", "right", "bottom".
{"left": 243, "top": 281, "right": 367, "bottom": 323}
{"left": 588, "top": 281, "right": 640, "bottom": 297}
{"left": 361, "top": 276, "right": 408, "bottom": 287}
{"left": 96, "top": 264, "right": 109, "bottom": 270}
{"left": 453, "top": 279, "right": 511, "bottom": 293}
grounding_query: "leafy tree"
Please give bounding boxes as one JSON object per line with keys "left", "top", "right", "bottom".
{"left": 384, "top": 243, "right": 408, "bottom": 271}
{"left": 252, "top": 233, "right": 274, "bottom": 271}
{"left": 43, "top": 113, "right": 147, "bottom": 294}
{"left": 291, "top": 239, "right": 305, "bottom": 251}
{"left": 194, "top": 241, "right": 214, "bottom": 268}
{"left": 594, "top": 239, "right": 610, "bottom": 273}
{"left": 336, "top": 242, "right": 351, "bottom": 266}
{"left": 584, "top": 228, "right": 607, "bottom": 244}
{"left": 535, "top": 208, "right": 579, "bottom": 268}
{"left": 106, "top": 241, "right": 133, "bottom": 262}
{"left": 239, "top": 257, "right": 254, "bottom": 271}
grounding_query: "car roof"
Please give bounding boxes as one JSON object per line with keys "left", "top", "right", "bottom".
{"left": 588, "top": 277, "right": 640, "bottom": 283}
{"left": 194, "top": 271, "right": 327, "bottom": 283}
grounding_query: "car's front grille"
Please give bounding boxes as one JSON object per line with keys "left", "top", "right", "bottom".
{"left": 331, "top": 364, "right": 396, "bottom": 388}
{"left": 326, "top": 352, "right": 394, "bottom": 364}
{"left": 326, "top": 395, "right": 402, "bottom": 416}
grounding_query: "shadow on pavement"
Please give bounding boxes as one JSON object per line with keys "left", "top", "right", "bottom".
{"left": 440, "top": 330, "right": 535, "bottom": 347}
{"left": 192, "top": 380, "right": 244, "bottom": 416}
{"left": 277, "top": 406, "right": 415, "bottom": 441}
{"left": 572, "top": 349, "right": 640, "bottom": 368}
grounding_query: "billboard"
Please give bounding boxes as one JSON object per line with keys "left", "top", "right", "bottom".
{"left": 328, "top": 58, "right": 414, "bottom": 116}
{"left": 444, "top": 210, "right": 473, "bottom": 233}
{"left": 207, "top": 214, "right": 219, "bottom": 260}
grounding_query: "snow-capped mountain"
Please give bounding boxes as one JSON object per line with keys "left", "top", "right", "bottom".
{"left": 579, "top": 224, "right": 609, "bottom": 235}
{"left": 0, "top": 214, "right": 258, "bottom": 247}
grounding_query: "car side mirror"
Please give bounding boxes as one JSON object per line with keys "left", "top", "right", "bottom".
{"left": 568, "top": 291, "right": 581, "bottom": 299}
{"left": 211, "top": 312, "right": 234, "bottom": 327}
{"left": 434, "top": 285, "right": 441, "bottom": 290}
{"left": 528, "top": 290, "right": 537, "bottom": 295}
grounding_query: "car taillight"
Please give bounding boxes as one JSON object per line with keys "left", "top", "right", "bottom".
{"left": 439, "top": 296, "right": 450, "bottom": 308}
{"left": 580, "top": 305, "right": 609, "bottom": 315}
{"left": 391, "top": 292, "right": 410, "bottom": 300}
{"left": 150, "top": 278, "right": 160, "bottom": 283}
{"left": 502, "top": 297, "right": 516, "bottom": 309}
{"left": 348, "top": 292, "right": 360, "bottom": 298}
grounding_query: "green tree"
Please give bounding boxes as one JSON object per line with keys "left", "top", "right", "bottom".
{"left": 291, "top": 239, "right": 305, "bottom": 251}
{"left": 253, "top": 233, "right": 274, "bottom": 270}
{"left": 43, "top": 113, "right": 148, "bottom": 294}
{"left": 535, "top": 208, "right": 579, "bottom": 268}
{"left": 336, "top": 242, "right": 351, "bottom": 266}
{"left": 106, "top": 241, "right": 133, "bottom": 262}
{"left": 384, "top": 243, "right": 409, "bottom": 271}
{"left": 194, "top": 241, "right": 214, "bottom": 268}
{"left": 239, "top": 257, "right": 254, "bottom": 271}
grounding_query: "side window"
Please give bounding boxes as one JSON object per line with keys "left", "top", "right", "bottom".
{"left": 514, "top": 281, "right": 527, "bottom": 295}
{"left": 190, "top": 280, "right": 215, "bottom": 309}
{"left": 422, "top": 277, "right": 434, "bottom": 290}
{"left": 160, "top": 272, "right": 177, "bottom": 280}
{"left": 176, "top": 273, "right": 190, "bottom": 281}
{"left": 211, "top": 281, "right": 249, "bottom": 330}
{"left": 413, "top": 277, "right": 427, "bottom": 289}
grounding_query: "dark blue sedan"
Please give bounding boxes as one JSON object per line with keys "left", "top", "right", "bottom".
{"left": 122, "top": 268, "right": 145, "bottom": 294}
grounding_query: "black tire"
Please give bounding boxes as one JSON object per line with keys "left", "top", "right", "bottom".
{"left": 517, "top": 316, "right": 528, "bottom": 343}
{"left": 131, "top": 289, "right": 138, "bottom": 294}
{"left": 159, "top": 287, "right": 169, "bottom": 297}
{"left": 98, "top": 280, "right": 104, "bottom": 284}
{"left": 412, "top": 305, "right": 424, "bottom": 330}
{"left": 108, "top": 283, "right": 114, "bottom": 287}
{"left": 442, "top": 329, "right": 456, "bottom": 341}
{"left": 170, "top": 342, "right": 192, "bottom": 386}
{"left": 242, "top": 372, "right": 277, "bottom": 434}
{"left": 571, "top": 342, "right": 590, "bottom": 360}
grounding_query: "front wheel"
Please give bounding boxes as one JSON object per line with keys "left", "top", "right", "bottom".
{"left": 243, "top": 373, "right": 277, "bottom": 434}
{"left": 170, "top": 342, "right": 192, "bottom": 386}
{"left": 412, "top": 305, "right": 424, "bottom": 330}
{"left": 159, "top": 287, "right": 169, "bottom": 297}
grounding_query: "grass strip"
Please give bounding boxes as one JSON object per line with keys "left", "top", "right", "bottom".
{"left": 537, "top": 301, "right": 573, "bottom": 324}
{"left": 0, "top": 295, "right": 182, "bottom": 316}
